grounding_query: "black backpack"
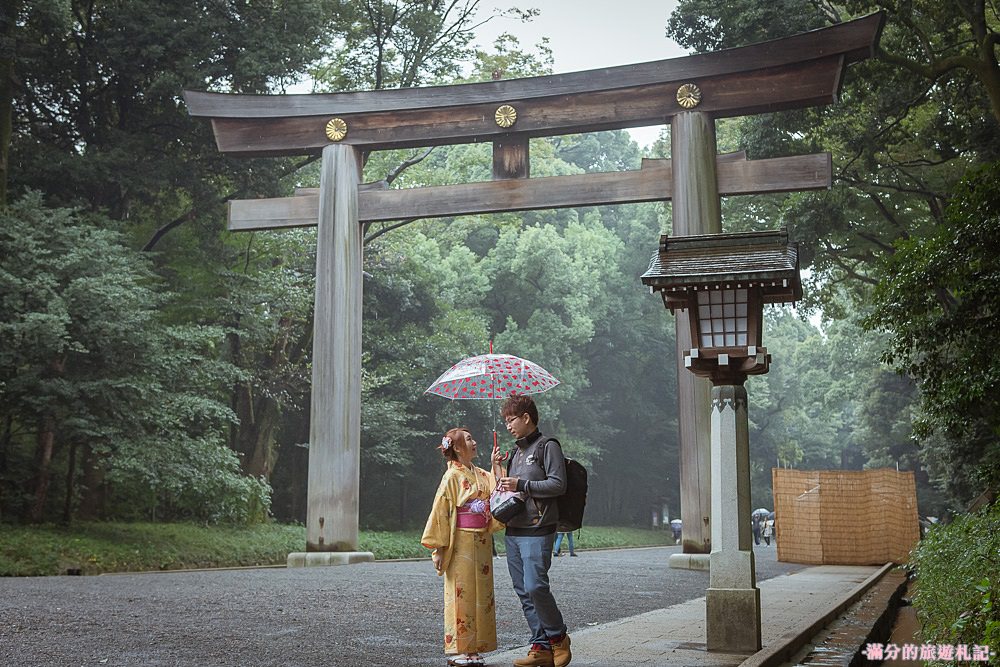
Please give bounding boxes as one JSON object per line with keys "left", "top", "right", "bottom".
{"left": 541, "top": 438, "right": 588, "bottom": 533}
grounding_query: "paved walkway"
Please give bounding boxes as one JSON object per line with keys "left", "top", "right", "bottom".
{"left": 491, "top": 564, "right": 883, "bottom": 667}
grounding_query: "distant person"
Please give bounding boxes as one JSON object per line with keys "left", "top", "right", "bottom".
{"left": 498, "top": 394, "right": 572, "bottom": 667}
{"left": 670, "top": 519, "right": 682, "bottom": 544}
{"left": 553, "top": 531, "right": 576, "bottom": 557}
{"left": 762, "top": 517, "right": 774, "bottom": 546}
{"left": 422, "top": 427, "right": 505, "bottom": 667}
{"left": 752, "top": 514, "right": 762, "bottom": 545}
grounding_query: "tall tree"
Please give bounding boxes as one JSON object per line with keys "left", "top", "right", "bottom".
{"left": 313, "top": 1, "right": 537, "bottom": 90}
{"left": 0, "top": 194, "right": 266, "bottom": 524}
{"left": 866, "top": 162, "right": 1000, "bottom": 505}
{"left": 6, "top": 0, "right": 339, "bottom": 246}
{"left": 667, "top": 0, "right": 1000, "bottom": 310}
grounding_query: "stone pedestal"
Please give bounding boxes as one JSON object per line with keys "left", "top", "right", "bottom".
{"left": 706, "top": 587, "right": 761, "bottom": 651}
{"left": 287, "top": 551, "right": 374, "bottom": 568}
{"left": 668, "top": 552, "right": 711, "bottom": 571}
{"left": 706, "top": 384, "right": 761, "bottom": 652}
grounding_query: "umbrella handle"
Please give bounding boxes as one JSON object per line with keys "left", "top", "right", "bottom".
{"left": 492, "top": 430, "right": 511, "bottom": 462}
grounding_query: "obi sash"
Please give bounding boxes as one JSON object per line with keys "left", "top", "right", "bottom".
{"left": 456, "top": 500, "right": 489, "bottom": 529}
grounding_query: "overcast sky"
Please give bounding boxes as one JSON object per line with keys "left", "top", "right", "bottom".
{"left": 472, "top": 0, "right": 685, "bottom": 147}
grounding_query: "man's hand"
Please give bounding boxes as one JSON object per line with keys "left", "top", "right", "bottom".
{"left": 498, "top": 476, "right": 520, "bottom": 492}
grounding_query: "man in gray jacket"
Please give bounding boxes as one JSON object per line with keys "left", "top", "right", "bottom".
{"left": 497, "top": 395, "right": 571, "bottom": 667}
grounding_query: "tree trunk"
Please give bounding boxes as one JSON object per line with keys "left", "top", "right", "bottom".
{"left": 62, "top": 439, "right": 78, "bottom": 524}
{"left": 77, "top": 444, "right": 107, "bottom": 521}
{"left": 227, "top": 327, "right": 242, "bottom": 450}
{"left": 233, "top": 382, "right": 281, "bottom": 480}
{"left": 0, "top": 413, "right": 12, "bottom": 521}
{"left": 398, "top": 476, "right": 408, "bottom": 529}
{"left": 29, "top": 413, "right": 56, "bottom": 523}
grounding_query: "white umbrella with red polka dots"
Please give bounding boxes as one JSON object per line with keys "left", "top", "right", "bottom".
{"left": 424, "top": 353, "right": 559, "bottom": 401}
{"left": 425, "top": 349, "right": 559, "bottom": 457}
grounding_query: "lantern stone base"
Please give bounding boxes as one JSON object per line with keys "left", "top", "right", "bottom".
{"left": 668, "top": 553, "right": 711, "bottom": 570}
{"left": 706, "top": 586, "right": 762, "bottom": 652}
{"left": 287, "top": 551, "right": 374, "bottom": 567}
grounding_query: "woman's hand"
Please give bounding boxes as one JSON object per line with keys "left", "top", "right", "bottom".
{"left": 491, "top": 441, "right": 504, "bottom": 477}
{"left": 431, "top": 549, "right": 443, "bottom": 571}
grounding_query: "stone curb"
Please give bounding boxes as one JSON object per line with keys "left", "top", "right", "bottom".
{"left": 740, "top": 561, "right": 896, "bottom": 667}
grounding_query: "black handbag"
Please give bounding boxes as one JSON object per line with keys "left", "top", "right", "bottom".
{"left": 489, "top": 488, "right": 526, "bottom": 524}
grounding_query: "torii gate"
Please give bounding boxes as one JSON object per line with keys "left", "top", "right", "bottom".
{"left": 184, "top": 13, "right": 882, "bottom": 567}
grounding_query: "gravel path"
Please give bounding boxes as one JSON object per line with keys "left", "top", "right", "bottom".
{"left": 0, "top": 544, "right": 803, "bottom": 667}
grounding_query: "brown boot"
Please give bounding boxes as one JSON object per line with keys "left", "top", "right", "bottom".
{"left": 512, "top": 644, "right": 555, "bottom": 667}
{"left": 551, "top": 634, "right": 572, "bottom": 667}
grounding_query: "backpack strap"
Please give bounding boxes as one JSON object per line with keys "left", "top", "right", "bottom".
{"left": 508, "top": 435, "right": 560, "bottom": 478}
{"left": 538, "top": 437, "right": 566, "bottom": 483}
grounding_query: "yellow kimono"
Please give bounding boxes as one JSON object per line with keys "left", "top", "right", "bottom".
{"left": 421, "top": 461, "right": 503, "bottom": 656}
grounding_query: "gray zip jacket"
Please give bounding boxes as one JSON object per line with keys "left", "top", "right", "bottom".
{"left": 506, "top": 430, "right": 567, "bottom": 536}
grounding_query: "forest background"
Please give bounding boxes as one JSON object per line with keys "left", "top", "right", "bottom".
{"left": 1, "top": 0, "right": 998, "bottom": 532}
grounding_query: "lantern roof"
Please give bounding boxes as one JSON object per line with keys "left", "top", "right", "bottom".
{"left": 641, "top": 229, "right": 802, "bottom": 304}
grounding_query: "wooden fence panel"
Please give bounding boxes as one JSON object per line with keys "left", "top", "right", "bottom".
{"left": 772, "top": 468, "right": 919, "bottom": 565}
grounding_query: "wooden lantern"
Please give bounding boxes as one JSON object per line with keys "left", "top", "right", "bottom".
{"left": 641, "top": 229, "right": 802, "bottom": 384}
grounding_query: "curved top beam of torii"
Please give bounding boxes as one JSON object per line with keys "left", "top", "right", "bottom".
{"left": 184, "top": 13, "right": 883, "bottom": 156}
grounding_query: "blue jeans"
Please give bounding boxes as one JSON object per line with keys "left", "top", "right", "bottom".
{"left": 553, "top": 531, "right": 575, "bottom": 555}
{"left": 505, "top": 533, "right": 567, "bottom": 646}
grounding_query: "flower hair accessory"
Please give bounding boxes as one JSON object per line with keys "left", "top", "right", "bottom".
{"left": 441, "top": 436, "right": 452, "bottom": 450}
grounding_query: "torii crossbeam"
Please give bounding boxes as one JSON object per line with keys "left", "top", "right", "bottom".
{"left": 184, "top": 13, "right": 883, "bottom": 571}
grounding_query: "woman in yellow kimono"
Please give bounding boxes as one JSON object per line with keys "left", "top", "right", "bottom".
{"left": 422, "top": 427, "right": 504, "bottom": 666}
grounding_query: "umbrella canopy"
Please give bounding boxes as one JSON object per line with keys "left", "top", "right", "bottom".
{"left": 425, "top": 353, "right": 559, "bottom": 400}
{"left": 751, "top": 508, "right": 770, "bottom": 518}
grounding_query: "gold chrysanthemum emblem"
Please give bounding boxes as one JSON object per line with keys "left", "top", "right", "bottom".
{"left": 676, "top": 84, "right": 702, "bottom": 109}
{"left": 494, "top": 105, "right": 517, "bottom": 128}
{"left": 325, "top": 117, "right": 348, "bottom": 142}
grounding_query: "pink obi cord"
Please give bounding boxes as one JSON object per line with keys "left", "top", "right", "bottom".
{"left": 456, "top": 500, "right": 489, "bottom": 529}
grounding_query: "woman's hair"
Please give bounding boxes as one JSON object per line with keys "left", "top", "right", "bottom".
{"left": 439, "top": 427, "right": 470, "bottom": 462}
{"left": 501, "top": 394, "right": 538, "bottom": 425}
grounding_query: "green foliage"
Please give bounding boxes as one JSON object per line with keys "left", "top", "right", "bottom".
{"left": 667, "top": 0, "right": 827, "bottom": 53}
{"left": 746, "top": 311, "right": 861, "bottom": 506}
{"left": 667, "top": 0, "right": 997, "bottom": 313}
{"left": 0, "top": 194, "right": 268, "bottom": 524}
{"left": 471, "top": 33, "right": 553, "bottom": 81}
{"left": 311, "top": 0, "right": 539, "bottom": 90}
{"left": 8, "top": 0, "right": 341, "bottom": 240}
{"left": 910, "top": 503, "right": 1000, "bottom": 660}
{"left": 866, "top": 162, "right": 1000, "bottom": 503}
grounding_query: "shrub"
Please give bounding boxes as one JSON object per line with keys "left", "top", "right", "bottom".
{"left": 910, "top": 502, "right": 1000, "bottom": 662}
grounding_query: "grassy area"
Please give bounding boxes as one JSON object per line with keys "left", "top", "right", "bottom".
{"left": 0, "top": 522, "right": 676, "bottom": 576}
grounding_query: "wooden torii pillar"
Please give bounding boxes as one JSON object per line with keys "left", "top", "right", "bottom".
{"left": 183, "top": 13, "right": 882, "bottom": 567}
